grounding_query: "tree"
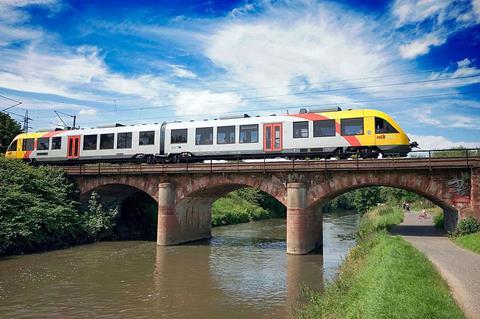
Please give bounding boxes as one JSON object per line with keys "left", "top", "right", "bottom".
{"left": 0, "top": 113, "right": 22, "bottom": 154}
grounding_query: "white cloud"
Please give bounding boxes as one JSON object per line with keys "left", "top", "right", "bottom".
{"left": 474, "top": 0, "right": 480, "bottom": 22}
{"left": 172, "top": 90, "right": 243, "bottom": 116}
{"left": 392, "top": 0, "right": 456, "bottom": 26}
{"left": 409, "top": 134, "right": 480, "bottom": 149}
{"left": 399, "top": 35, "right": 445, "bottom": 59}
{"left": 78, "top": 108, "right": 97, "bottom": 116}
{"left": 169, "top": 64, "right": 198, "bottom": 79}
{"left": 205, "top": 3, "right": 395, "bottom": 102}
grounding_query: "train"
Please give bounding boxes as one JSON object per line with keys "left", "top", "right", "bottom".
{"left": 4, "top": 108, "right": 417, "bottom": 163}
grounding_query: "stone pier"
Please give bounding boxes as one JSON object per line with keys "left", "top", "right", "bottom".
{"left": 287, "top": 183, "right": 323, "bottom": 254}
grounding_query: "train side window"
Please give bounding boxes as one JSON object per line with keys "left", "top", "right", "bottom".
{"left": 117, "top": 132, "right": 132, "bottom": 149}
{"left": 196, "top": 127, "right": 213, "bottom": 145}
{"left": 375, "top": 117, "right": 398, "bottom": 134}
{"left": 341, "top": 118, "right": 364, "bottom": 136}
{"left": 171, "top": 129, "right": 188, "bottom": 144}
{"left": 313, "top": 120, "right": 336, "bottom": 137}
{"left": 100, "top": 133, "right": 114, "bottom": 149}
{"left": 293, "top": 121, "right": 309, "bottom": 138}
{"left": 22, "top": 138, "right": 35, "bottom": 151}
{"left": 217, "top": 126, "right": 235, "bottom": 144}
{"left": 139, "top": 131, "right": 155, "bottom": 145}
{"left": 37, "top": 137, "right": 49, "bottom": 150}
{"left": 240, "top": 124, "right": 258, "bottom": 143}
{"left": 7, "top": 140, "right": 17, "bottom": 152}
{"left": 52, "top": 137, "right": 62, "bottom": 150}
{"left": 83, "top": 134, "right": 97, "bottom": 150}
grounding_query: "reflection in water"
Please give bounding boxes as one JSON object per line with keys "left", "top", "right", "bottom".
{"left": 0, "top": 212, "right": 358, "bottom": 319}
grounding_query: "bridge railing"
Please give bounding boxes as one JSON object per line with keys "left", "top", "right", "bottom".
{"left": 62, "top": 148, "right": 480, "bottom": 175}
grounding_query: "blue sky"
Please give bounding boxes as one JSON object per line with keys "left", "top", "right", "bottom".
{"left": 0, "top": 0, "right": 479, "bottom": 149}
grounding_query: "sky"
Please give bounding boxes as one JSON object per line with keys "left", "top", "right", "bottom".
{"left": 0, "top": 0, "right": 479, "bottom": 149}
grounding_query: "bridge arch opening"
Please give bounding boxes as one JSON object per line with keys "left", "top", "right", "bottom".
{"left": 307, "top": 184, "right": 457, "bottom": 231}
{"left": 160, "top": 183, "right": 286, "bottom": 245}
{"left": 79, "top": 184, "right": 158, "bottom": 241}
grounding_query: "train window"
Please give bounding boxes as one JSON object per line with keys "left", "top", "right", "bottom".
{"left": 375, "top": 117, "right": 398, "bottom": 134}
{"left": 117, "top": 132, "right": 132, "bottom": 149}
{"left": 52, "top": 137, "right": 62, "bottom": 150}
{"left": 7, "top": 140, "right": 17, "bottom": 152}
{"left": 341, "top": 118, "right": 364, "bottom": 136}
{"left": 293, "top": 121, "right": 309, "bottom": 138}
{"left": 171, "top": 129, "right": 188, "bottom": 144}
{"left": 100, "top": 133, "right": 114, "bottom": 149}
{"left": 37, "top": 137, "right": 49, "bottom": 150}
{"left": 217, "top": 126, "right": 235, "bottom": 144}
{"left": 240, "top": 124, "right": 258, "bottom": 143}
{"left": 139, "top": 131, "right": 155, "bottom": 145}
{"left": 22, "top": 138, "right": 34, "bottom": 151}
{"left": 313, "top": 120, "right": 336, "bottom": 137}
{"left": 83, "top": 134, "right": 97, "bottom": 150}
{"left": 196, "top": 127, "right": 213, "bottom": 145}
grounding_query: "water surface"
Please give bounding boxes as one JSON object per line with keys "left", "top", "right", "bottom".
{"left": 0, "top": 211, "right": 359, "bottom": 318}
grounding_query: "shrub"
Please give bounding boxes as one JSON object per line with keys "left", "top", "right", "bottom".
{"left": 81, "top": 191, "right": 118, "bottom": 241}
{"left": 0, "top": 158, "right": 81, "bottom": 255}
{"left": 453, "top": 217, "right": 480, "bottom": 237}
{"left": 433, "top": 211, "right": 444, "bottom": 229}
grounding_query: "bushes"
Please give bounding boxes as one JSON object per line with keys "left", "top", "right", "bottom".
{"left": 0, "top": 159, "right": 122, "bottom": 256}
{"left": 211, "top": 191, "right": 271, "bottom": 226}
{"left": 452, "top": 217, "right": 480, "bottom": 237}
{"left": 433, "top": 210, "right": 444, "bottom": 229}
{"left": 0, "top": 158, "right": 82, "bottom": 255}
{"left": 81, "top": 191, "right": 118, "bottom": 241}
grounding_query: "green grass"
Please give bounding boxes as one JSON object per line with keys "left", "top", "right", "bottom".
{"left": 454, "top": 232, "right": 480, "bottom": 254}
{"left": 296, "top": 206, "right": 465, "bottom": 319}
{"left": 211, "top": 192, "right": 271, "bottom": 226}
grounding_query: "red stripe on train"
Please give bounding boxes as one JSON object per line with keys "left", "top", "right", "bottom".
{"left": 290, "top": 113, "right": 362, "bottom": 147}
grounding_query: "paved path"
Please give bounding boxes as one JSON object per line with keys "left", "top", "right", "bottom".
{"left": 392, "top": 212, "right": 480, "bottom": 319}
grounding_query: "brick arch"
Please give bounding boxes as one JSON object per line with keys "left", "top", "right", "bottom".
{"left": 305, "top": 171, "right": 461, "bottom": 212}
{"left": 173, "top": 173, "right": 287, "bottom": 206}
{"left": 74, "top": 175, "right": 159, "bottom": 203}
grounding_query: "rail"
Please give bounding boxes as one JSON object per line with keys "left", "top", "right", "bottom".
{"left": 62, "top": 148, "right": 480, "bottom": 176}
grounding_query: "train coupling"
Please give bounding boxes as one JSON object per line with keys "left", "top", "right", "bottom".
{"left": 410, "top": 141, "right": 419, "bottom": 148}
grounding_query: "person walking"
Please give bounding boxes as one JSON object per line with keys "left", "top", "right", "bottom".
{"left": 405, "top": 202, "right": 411, "bottom": 214}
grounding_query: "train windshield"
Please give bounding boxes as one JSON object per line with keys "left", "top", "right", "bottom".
{"left": 7, "top": 139, "right": 17, "bottom": 152}
{"left": 375, "top": 117, "right": 398, "bottom": 134}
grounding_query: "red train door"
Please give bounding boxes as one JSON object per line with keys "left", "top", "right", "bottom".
{"left": 67, "top": 135, "right": 80, "bottom": 159}
{"left": 263, "top": 123, "right": 282, "bottom": 152}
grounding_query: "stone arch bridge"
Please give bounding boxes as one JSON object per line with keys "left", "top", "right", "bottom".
{"left": 64, "top": 157, "right": 480, "bottom": 254}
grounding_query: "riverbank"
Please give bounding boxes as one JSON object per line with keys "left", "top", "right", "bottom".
{"left": 454, "top": 233, "right": 480, "bottom": 254}
{"left": 297, "top": 206, "right": 465, "bottom": 319}
{"left": 211, "top": 188, "right": 285, "bottom": 226}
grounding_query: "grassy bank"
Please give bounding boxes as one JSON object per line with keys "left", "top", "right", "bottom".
{"left": 211, "top": 188, "right": 285, "bottom": 226}
{"left": 297, "top": 206, "right": 465, "bottom": 319}
{"left": 454, "top": 233, "right": 480, "bottom": 254}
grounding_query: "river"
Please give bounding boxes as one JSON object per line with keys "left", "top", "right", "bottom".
{"left": 0, "top": 211, "right": 359, "bottom": 319}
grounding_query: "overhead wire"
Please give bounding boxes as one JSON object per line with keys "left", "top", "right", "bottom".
{"left": 74, "top": 90, "right": 480, "bottom": 127}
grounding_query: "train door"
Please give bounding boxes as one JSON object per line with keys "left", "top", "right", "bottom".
{"left": 263, "top": 123, "right": 282, "bottom": 152}
{"left": 67, "top": 135, "right": 80, "bottom": 159}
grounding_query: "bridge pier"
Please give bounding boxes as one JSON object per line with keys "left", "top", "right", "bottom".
{"left": 287, "top": 183, "right": 323, "bottom": 255}
{"left": 157, "top": 182, "right": 212, "bottom": 246}
{"left": 471, "top": 168, "right": 480, "bottom": 221}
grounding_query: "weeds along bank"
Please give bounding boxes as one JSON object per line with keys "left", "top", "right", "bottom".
{"left": 297, "top": 205, "right": 465, "bottom": 319}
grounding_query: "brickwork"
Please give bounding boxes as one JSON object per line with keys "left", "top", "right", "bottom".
{"left": 71, "top": 166, "right": 478, "bottom": 254}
